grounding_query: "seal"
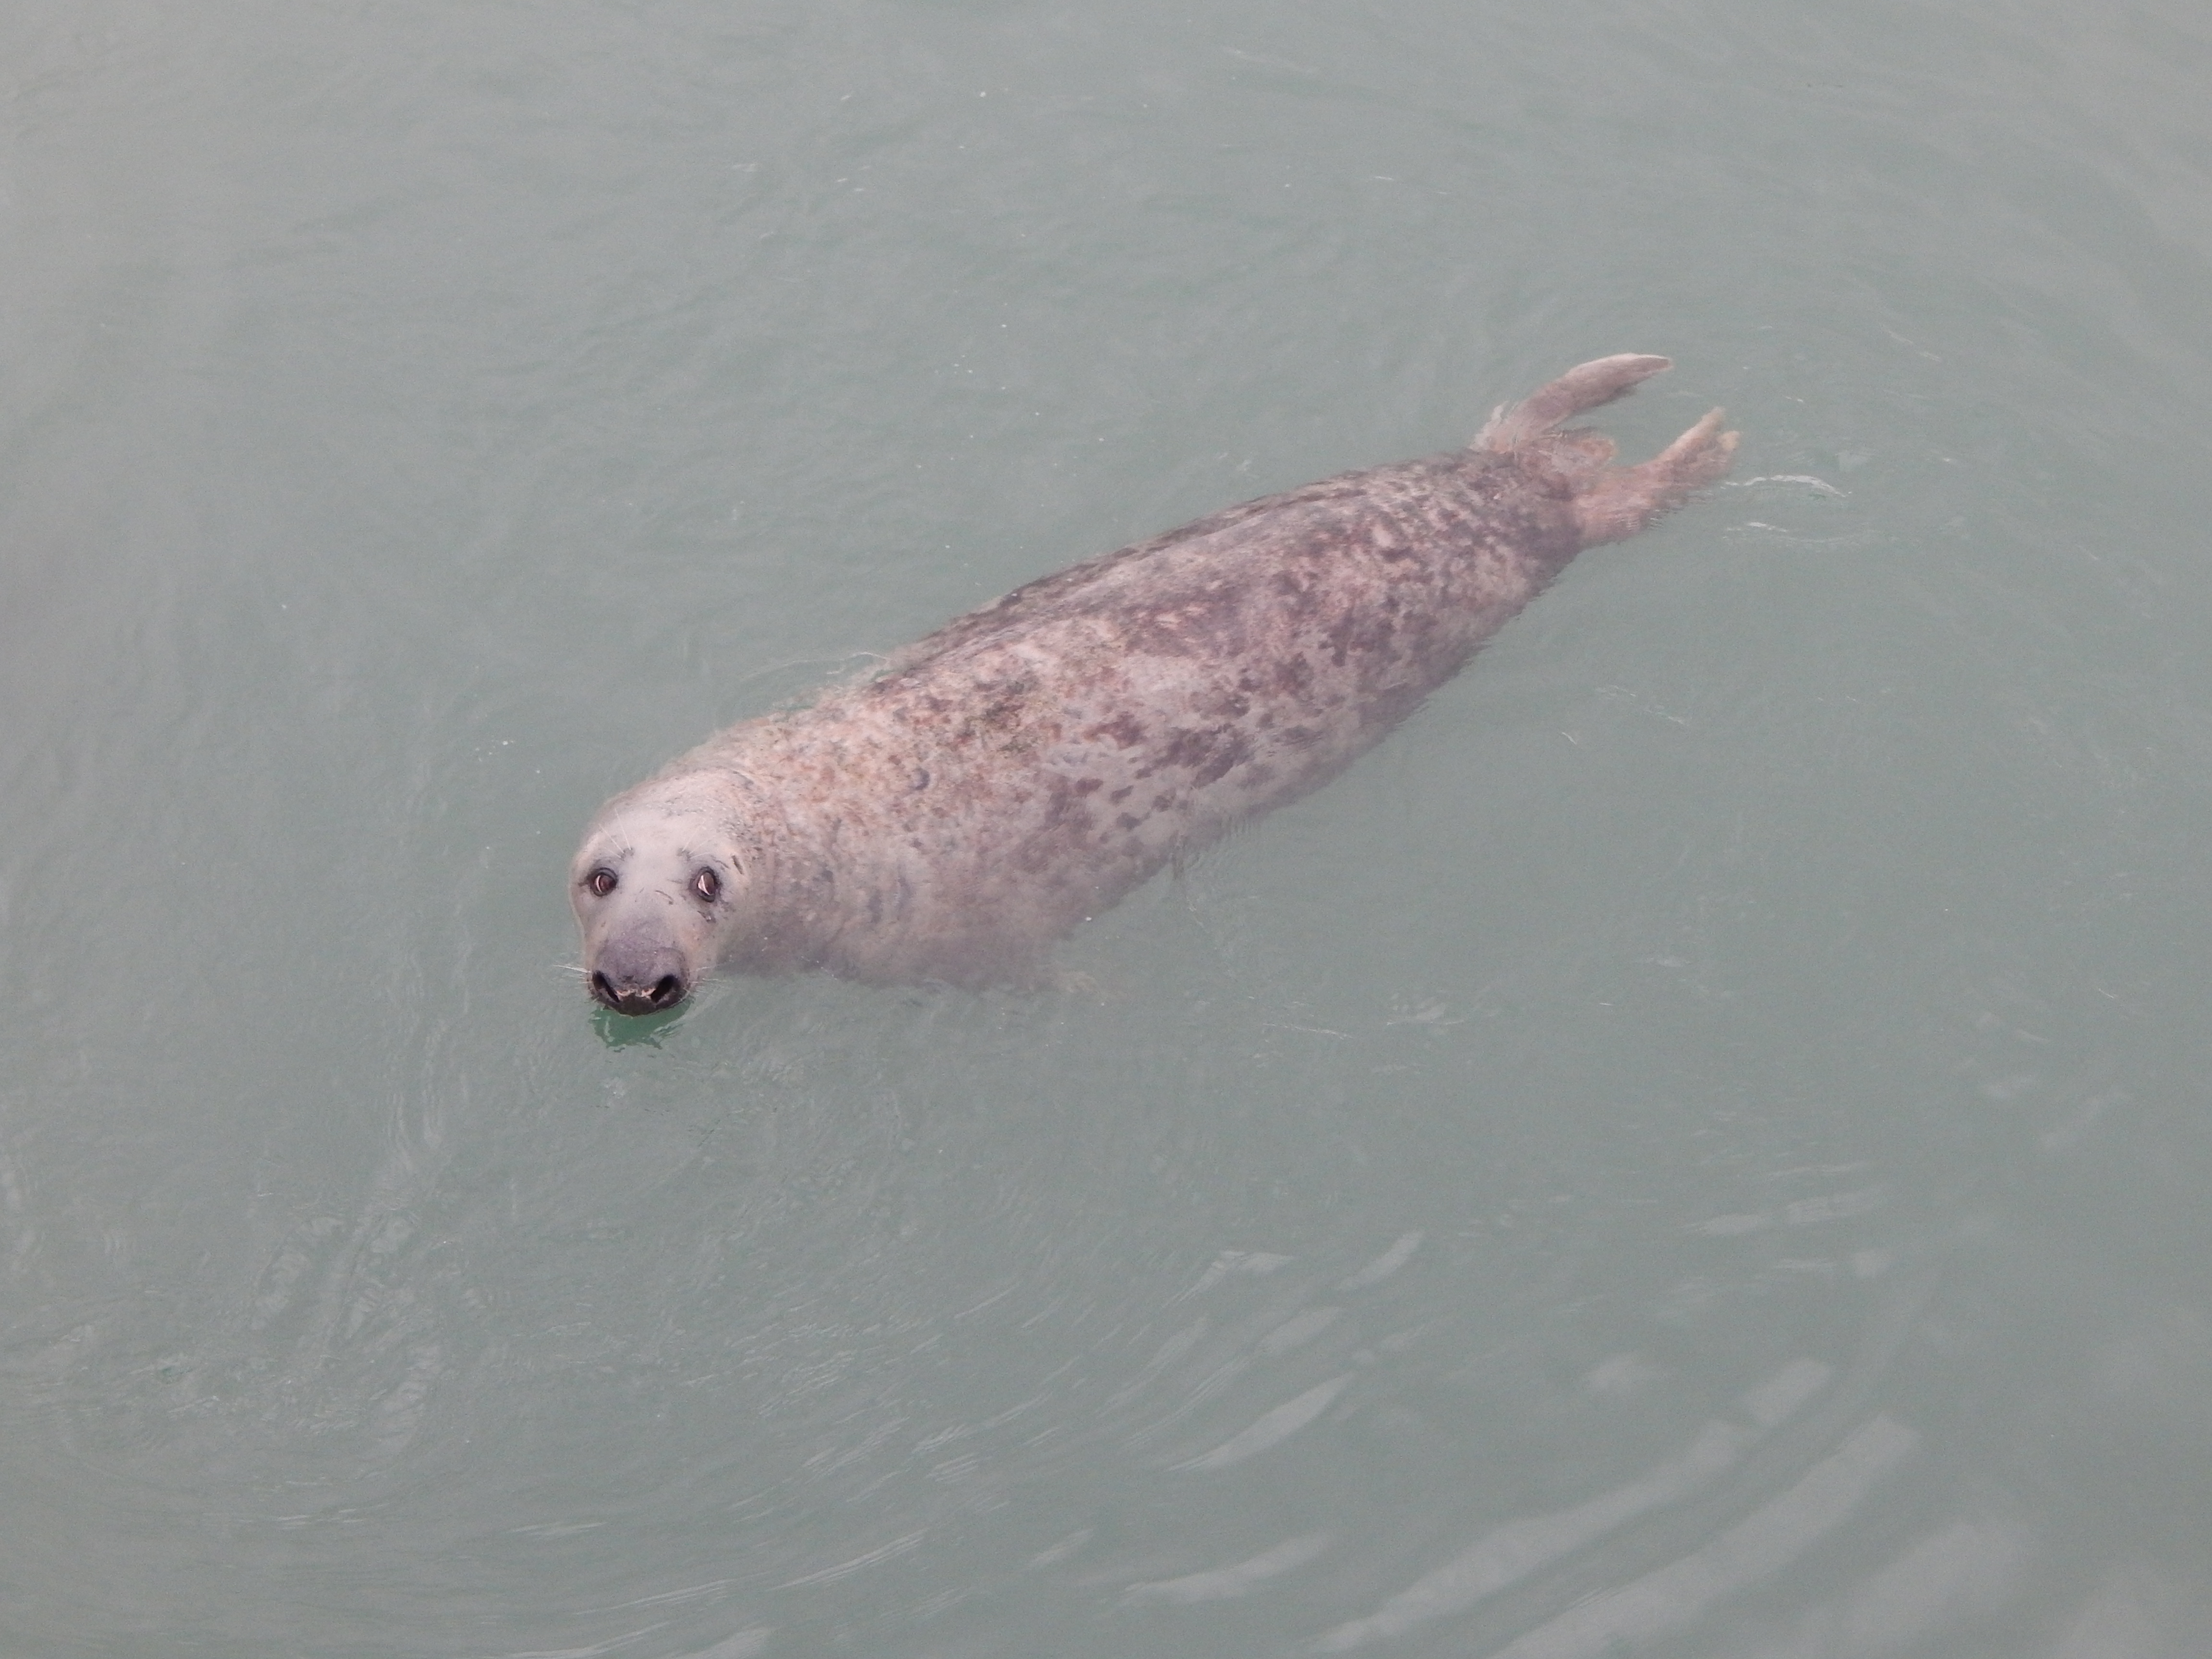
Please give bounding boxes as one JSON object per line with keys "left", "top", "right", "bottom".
{"left": 572, "top": 355, "right": 1736, "bottom": 1010}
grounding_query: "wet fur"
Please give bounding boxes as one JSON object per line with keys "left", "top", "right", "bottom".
{"left": 572, "top": 356, "right": 1736, "bottom": 1002}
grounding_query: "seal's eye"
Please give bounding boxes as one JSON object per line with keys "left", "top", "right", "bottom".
{"left": 691, "top": 867, "right": 721, "bottom": 903}
{"left": 586, "top": 868, "right": 618, "bottom": 898}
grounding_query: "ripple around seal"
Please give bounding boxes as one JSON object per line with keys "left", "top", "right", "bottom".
{"left": 1488, "top": 1416, "right": 1921, "bottom": 1659}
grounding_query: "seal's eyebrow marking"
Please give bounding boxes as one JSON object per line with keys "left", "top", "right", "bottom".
{"left": 570, "top": 356, "right": 1736, "bottom": 1010}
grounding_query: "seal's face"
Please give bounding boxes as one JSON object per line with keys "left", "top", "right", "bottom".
{"left": 569, "top": 783, "right": 747, "bottom": 1015}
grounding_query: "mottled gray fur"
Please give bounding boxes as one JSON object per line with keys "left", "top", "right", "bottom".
{"left": 572, "top": 355, "right": 1736, "bottom": 1009}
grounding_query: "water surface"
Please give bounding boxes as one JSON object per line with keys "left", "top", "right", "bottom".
{"left": 5, "top": 0, "right": 2212, "bottom": 1653}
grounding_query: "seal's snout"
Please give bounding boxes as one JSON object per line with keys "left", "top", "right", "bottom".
{"left": 589, "top": 938, "right": 691, "bottom": 1015}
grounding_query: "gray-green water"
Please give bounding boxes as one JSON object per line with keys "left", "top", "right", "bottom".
{"left": 7, "top": 0, "right": 2212, "bottom": 1653}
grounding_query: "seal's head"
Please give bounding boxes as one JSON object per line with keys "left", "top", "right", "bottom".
{"left": 569, "top": 774, "right": 756, "bottom": 1015}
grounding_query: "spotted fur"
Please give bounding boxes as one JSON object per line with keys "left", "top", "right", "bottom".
{"left": 572, "top": 355, "right": 1736, "bottom": 1007}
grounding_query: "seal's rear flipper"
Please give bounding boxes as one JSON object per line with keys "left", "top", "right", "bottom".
{"left": 1474, "top": 355, "right": 1737, "bottom": 547}
{"left": 1571, "top": 407, "right": 1738, "bottom": 546}
{"left": 1475, "top": 354, "right": 1674, "bottom": 453}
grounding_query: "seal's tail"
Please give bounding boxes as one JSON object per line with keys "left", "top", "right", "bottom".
{"left": 1476, "top": 355, "right": 1738, "bottom": 547}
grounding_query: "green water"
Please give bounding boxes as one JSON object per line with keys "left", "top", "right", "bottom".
{"left": 5, "top": 0, "right": 2212, "bottom": 1653}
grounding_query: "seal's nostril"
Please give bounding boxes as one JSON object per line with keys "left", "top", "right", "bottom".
{"left": 590, "top": 971, "right": 618, "bottom": 1008}
{"left": 649, "top": 975, "right": 684, "bottom": 1008}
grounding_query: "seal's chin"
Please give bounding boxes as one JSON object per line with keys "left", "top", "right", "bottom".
{"left": 587, "top": 935, "right": 693, "bottom": 1015}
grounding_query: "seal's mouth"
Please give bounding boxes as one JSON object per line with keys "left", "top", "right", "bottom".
{"left": 590, "top": 969, "right": 688, "bottom": 1016}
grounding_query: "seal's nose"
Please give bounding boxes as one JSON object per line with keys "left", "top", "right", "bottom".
{"left": 589, "top": 938, "right": 690, "bottom": 1015}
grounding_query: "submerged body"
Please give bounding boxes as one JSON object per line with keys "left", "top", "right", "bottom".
{"left": 573, "top": 355, "right": 1736, "bottom": 1009}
